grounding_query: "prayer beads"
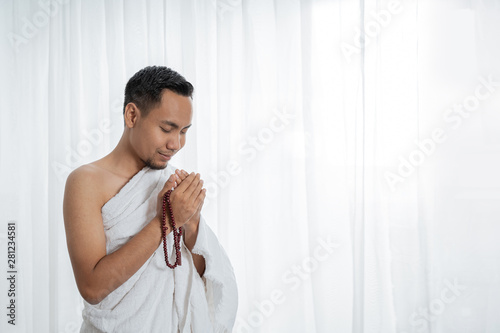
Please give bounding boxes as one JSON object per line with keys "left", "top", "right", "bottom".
{"left": 161, "top": 189, "right": 182, "bottom": 268}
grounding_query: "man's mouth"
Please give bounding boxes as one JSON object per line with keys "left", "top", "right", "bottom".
{"left": 159, "top": 152, "right": 172, "bottom": 161}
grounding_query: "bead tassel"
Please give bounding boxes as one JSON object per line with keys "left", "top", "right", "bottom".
{"left": 161, "top": 189, "right": 182, "bottom": 268}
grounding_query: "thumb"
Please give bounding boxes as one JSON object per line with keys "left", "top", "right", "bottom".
{"left": 162, "top": 174, "right": 177, "bottom": 193}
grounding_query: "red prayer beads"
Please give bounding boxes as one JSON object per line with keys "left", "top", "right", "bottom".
{"left": 161, "top": 189, "right": 182, "bottom": 268}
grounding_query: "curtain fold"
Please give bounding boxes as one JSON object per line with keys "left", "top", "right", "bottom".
{"left": 1, "top": 0, "right": 499, "bottom": 332}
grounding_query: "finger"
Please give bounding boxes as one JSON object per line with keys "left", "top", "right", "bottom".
{"left": 174, "top": 170, "right": 182, "bottom": 184}
{"left": 184, "top": 173, "right": 202, "bottom": 199}
{"left": 174, "top": 169, "right": 190, "bottom": 184}
{"left": 189, "top": 178, "right": 204, "bottom": 202}
{"left": 194, "top": 188, "right": 206, "bottom": 209}
{"left": 175, "top": 172, "right": 197, "bottom": 193}
{"left": 177, "top": 169, "right": 188, "bottom": 181}
{"left": 193, "top": 201, "right": 203, "bottom": 217}
{"left": 160, "top": 174, "right": 176, "bottom": 196}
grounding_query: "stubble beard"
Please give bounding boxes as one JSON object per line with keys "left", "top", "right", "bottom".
{"left": 144, "top": 156, "right": 168, "bottom": 170}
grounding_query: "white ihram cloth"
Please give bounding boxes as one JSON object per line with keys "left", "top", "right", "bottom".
{"left": 80, "top": 164, "right": 238, "bottom": 333}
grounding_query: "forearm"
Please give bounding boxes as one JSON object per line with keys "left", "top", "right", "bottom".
{"left": 84, "top": 216, "right": 166, "bottom": 304}
{"left": 183, "top": 218, "right": 206, "bottom": 277}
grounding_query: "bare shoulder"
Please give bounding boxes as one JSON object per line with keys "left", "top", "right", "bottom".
{"left": 66, "top": 164, "right": 103, "bottom": 188}
{"left": 63, "top": 165, "right": 109, "bottom": 236}
{"left": 65, "top": 161, "right": 137, "bottom": 212}
{"left": 64, "top": 164, "right": 107, "bottom": 206}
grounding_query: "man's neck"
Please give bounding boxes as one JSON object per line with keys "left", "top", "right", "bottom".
{"left": 97, "top": 134, "right": 147, "bottom": 179}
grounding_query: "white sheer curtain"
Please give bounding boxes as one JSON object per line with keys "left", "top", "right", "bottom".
{"left": 1, "top": 0, "right": 499, "bottom": 332}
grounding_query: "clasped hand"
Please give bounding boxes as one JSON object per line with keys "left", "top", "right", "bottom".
{"left": 156, "top": 169, "right": 206, "bottom": 230}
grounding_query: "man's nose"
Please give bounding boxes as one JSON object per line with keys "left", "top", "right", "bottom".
{"left": 166, "top": 134, "right": 181, "bottom": 151}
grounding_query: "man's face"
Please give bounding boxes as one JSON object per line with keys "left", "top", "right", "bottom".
{"left": 130, "top": 89, "right": 193, "bottom": 170}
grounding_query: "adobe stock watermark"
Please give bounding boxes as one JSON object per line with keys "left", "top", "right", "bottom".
{"left": 211, "top": 0, "right": 241, "bottom": 20}
{"left": 385, "top": 75, "right": 499, "bottom": 192}
{"left": 52, "top": 118, "right": 113, "bottom": 181}
{"left": 341, "top": 0, "right": 403, "bottom": 63}
{"left": 7, "top": 0, "right": 69, "bottom": 53}
{"left": 234, "top": 235, "right": 341, "bottom": 332}
{"left": 204, "top": 106, "right": 296, "bottom": 202}
{"left": 400, "top": 278, "right": 466, "bottom": 333}
{"left": 52, "top": 97, "right": 123, "bottom": 181}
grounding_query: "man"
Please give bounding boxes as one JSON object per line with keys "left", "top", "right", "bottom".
{"left": 63, "top": 66, "right": 238, "bottom": 332}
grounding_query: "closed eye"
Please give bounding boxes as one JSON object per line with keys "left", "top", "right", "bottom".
{"left": 160, "top": 127, "right": 171, "bottom": 133}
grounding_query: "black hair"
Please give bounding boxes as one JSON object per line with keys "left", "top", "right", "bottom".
{"left": 123, "top": 66, "right": 194, "bottom": 117}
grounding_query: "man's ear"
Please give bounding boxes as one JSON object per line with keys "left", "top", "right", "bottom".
{"left": 124, "top": 103, "right": 140, "bottom": 128}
